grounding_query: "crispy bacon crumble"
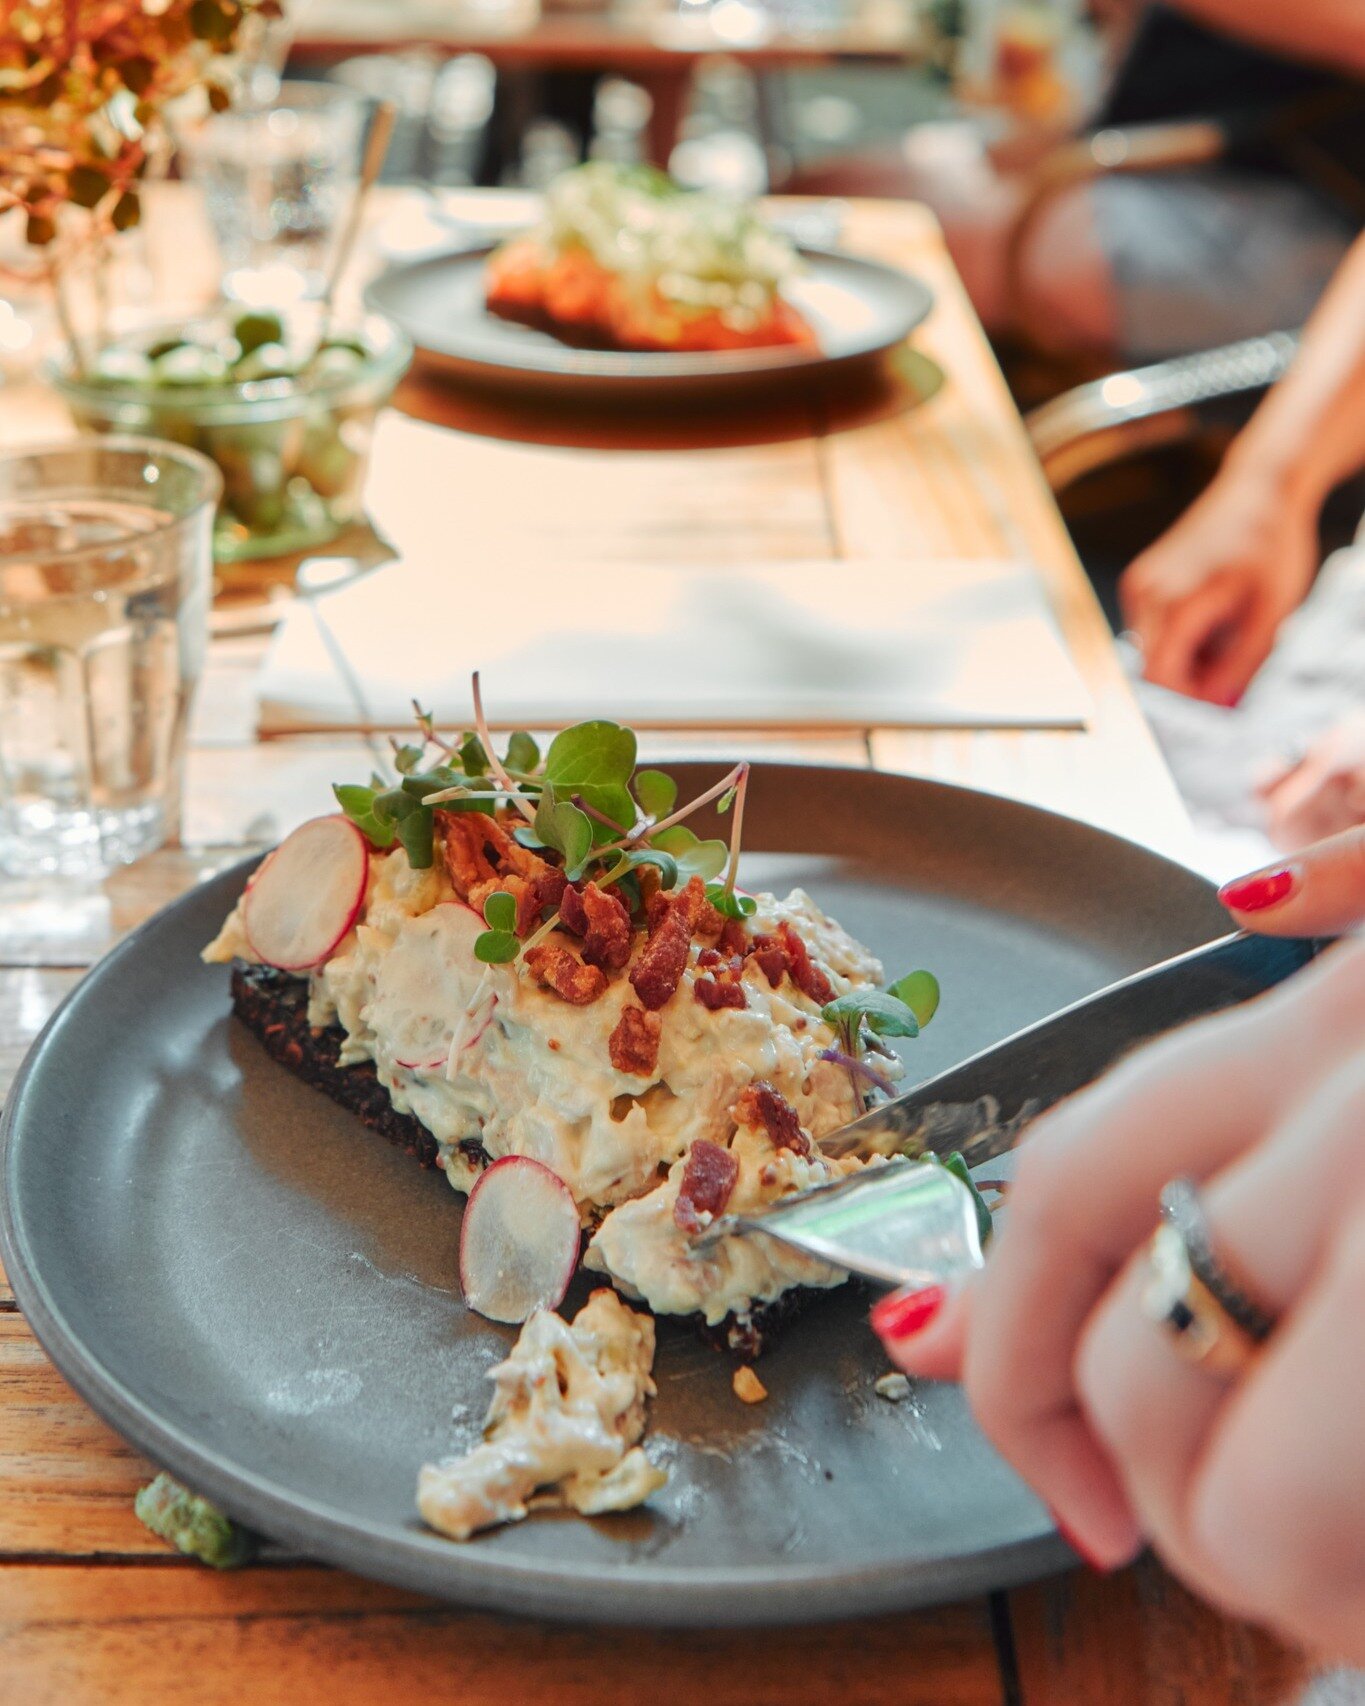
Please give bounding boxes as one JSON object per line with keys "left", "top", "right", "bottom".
{"left": 524, "top": 943, "right": 608, "bottom": 1006}
{"left": 561, "top": 881, "right": 634, "bottom": 971}
{"left": 774, "top": 923, "right": 834, "bottom": 1006}
{"left": 609, "top": 1004, "right": 662, "bottom": 1076}
{"left": 630, "top": 876, "right": 706, "bottom": 1011}
{"left": 674, "top": 1138, "right": 740, "bottom": 1233}
{"left": 733, "top": 1081, "right": 810, "bottom": 1155}
{"left": 438, "top": 813, "right": 564, "bottom": 934}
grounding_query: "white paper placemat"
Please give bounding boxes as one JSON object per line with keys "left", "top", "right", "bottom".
{"left": 257, "top": 549, "right": 1090, "bottom": 733}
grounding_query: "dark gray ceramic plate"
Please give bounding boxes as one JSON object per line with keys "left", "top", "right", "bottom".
{"left": 363, "top": 246, "right": 933, "bottom": 398}
{"left": 1, "top": 766, "right": 1224, "bottom": 1626}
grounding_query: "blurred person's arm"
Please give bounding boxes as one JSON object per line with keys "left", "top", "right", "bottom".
{"left": 1121, "top": 231, "right": 1365, "bottom": 703}
{"left": 1173, "top": 0, "right": 1365, "bottom": 77}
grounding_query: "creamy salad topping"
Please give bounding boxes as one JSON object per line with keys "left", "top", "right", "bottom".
{"left": 418, "top": 1289, "right": 664, "bottom": 1541}
{"left": 208, "top": 856, "right": 886, "bottom": 1252}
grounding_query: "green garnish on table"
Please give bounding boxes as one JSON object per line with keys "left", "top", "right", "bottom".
{"left": 134, "top": 1472, "right": 258, "bottom": 1569}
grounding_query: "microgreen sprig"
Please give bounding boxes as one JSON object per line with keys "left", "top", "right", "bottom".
{"left": 472, "top": 672, "right": 537, "bottom": 829}
{"left": 335, "top": 677, "right": 760, "bottom": 948}
{"left": 821, "top": 970, "right": 941, "bottom": 1113}
{"left": 474, "top": 891, "right": 521, "bottom": 965}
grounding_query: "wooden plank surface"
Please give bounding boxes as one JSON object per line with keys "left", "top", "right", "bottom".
{"left": 1, "top": 187, "right": 1345, "bottom": 1705}
{"left": 0, "top": 1567, "right": 1002, "bottom": 1706}
{"left": 1010, "top": 1557, "right": 1362, "bottom": 1706}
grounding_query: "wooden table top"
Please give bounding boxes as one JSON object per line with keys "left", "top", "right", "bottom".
{"left": 1, "top": 189, "right": 1356, "bottom": 1704}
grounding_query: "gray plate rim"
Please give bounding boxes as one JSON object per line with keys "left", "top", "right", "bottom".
{"left": 1, "top": 767, "right": 1217, "bottom": 1624}
{"left": 363, "top": 244, "right": 934, "bottom": 386}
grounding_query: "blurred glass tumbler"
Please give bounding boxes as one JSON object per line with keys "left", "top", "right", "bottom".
{"left": 0, "top": 439, "right": 220, "bottom": 879}
{"left": 178, "top": 81, "right": 369, "bottom": 297}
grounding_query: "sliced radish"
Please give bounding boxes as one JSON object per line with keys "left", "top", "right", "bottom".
{"left": 369, "top": 902, "right": 486, "bottom": 1071}
{"left": 243, "top": 815, "right": 369, "bottom": 972}
{"left": 458, "top": 1156, "right": 581, "bottom": 1325}
{"left": 442, "top": 991, "right": 499, "bottom": 1073}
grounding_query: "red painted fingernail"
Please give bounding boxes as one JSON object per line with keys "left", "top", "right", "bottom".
{"left": 870, "top": 1284, "right": 946, "bottom": 1342}
{"left": 1218, "top": 866, "right": 1296, "bottom": 913}
{"left": 1049, "top": 1510, "right": 1113, "bottom": 1574}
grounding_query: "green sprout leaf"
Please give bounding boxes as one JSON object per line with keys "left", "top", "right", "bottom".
{"left": 705, "top": 883, "right": 756, "bottom": 920}
{"left": 934, "top": 1151, "right": 993, "bottom": 1245}
{"left": 474, "top": 929, "right": 520, "bottom": 964}
{"left": 67, "top": 164, "right": 111, "bottom": 209}
{"left": 391, "top": 742, "right": 425, "bottom": 776}
{"left": 822, "top": 989, "right": 921, "bottom": 1039}
{"left": 535, "top": 792, "right": 594, "bottom": 878}
{"left": 889, "top": 970, "right": 940, "bottom": 1029}
{"left": 620, "top": 847, "right": 679, "bottom": 890}
{"left": 110, "top": 190, "right": 140, "bottom": 233}
{"left": 458, "top": 731, "right": 489, "bottom": 777}
{"left": 504, "top": 730, "right": 540, "bottom": 774}
{"left": 634, "top": 768, "right": 677, "bottom": 819}
{"left": 333, "top": 783, "right": 396, "bottom": 849}
{"left": 543, "top": 721, "right": 637, "bottom": 829}
{"left": 396, "top": 805, "right": 434, "bottom": 869}
{"left": 401, "top": 768, "right": 461, "bottom": 800}
{"left": 483, "top": 890, "right": 517, "bottom": 932}
{"left": 653, "top": 825, "right": 728, "bottom": 883}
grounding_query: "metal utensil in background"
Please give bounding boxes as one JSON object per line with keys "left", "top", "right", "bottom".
{"left": 707, "top": 932, "right": 1326, "bottom": 1288}
{"left": 312, "top": 99, "right": 397, "bottom": 353}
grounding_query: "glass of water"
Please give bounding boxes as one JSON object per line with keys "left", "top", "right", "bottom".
{"left": 177, "top": 81, "right": 369, "bottom": 300}
{"left": 0, "top": 438, "right": 220, "bottom": 886}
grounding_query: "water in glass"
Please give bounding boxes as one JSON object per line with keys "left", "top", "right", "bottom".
{"left": 0, "top": 491, "right": 209, "bottom": 878}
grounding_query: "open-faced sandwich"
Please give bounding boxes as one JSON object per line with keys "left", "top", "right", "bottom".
{"left": 484, "top": 161, "right": 817, "bottom": 354}
{"left": 205, "top": 683, "right": 944, "bottom": 1539}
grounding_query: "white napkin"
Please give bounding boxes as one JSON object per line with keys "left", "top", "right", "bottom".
{"left": 1129, "top": 543, "right": 1365, "bottom": 876}
{"left": 257, "top": 547, "right": 1091, "bottom": 733}
{"left": 256, "top": 410, "right": 1090, "bottom": 731}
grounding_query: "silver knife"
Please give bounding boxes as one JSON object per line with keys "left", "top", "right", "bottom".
{"left": 700, "top": 931, "right": 1326, "bottom": 1289}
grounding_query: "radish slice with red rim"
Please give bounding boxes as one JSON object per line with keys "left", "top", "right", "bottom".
{"left": 459, "top": 1156, "right": 581, "bottom": 1324}
{"left": 243, "top": 815, "right": 369, "bottom": 972}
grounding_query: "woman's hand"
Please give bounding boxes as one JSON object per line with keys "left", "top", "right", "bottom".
{"left": 1257, "top": 713, "right": 1365, "bottom": 851}
{"left": 1218, "top": 822, "right": 1365, "bottom": 935}
{"left": 1119, "top": 465, "right": 1319, "bottom": 706}
{"left": 872, "top": 834, "right": 1365, "bottom": 1661}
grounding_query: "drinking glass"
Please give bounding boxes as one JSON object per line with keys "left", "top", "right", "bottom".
{"left": 177, "top": 81, "right": 369, "bottom": 299}
{"left": 0, "top": 438, "right": 220, "bottom": 889}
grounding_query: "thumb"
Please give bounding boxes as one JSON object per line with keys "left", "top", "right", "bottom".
{"left": 870, "top": 1278, "right": 972, "bottom": 1381}
{"left": 1219, "top": 825, "right": 1365, "bottom": 935}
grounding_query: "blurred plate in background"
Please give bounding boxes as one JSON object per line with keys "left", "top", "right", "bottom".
{"left": 365, "top": 244, "right": 934, "bottom": 398}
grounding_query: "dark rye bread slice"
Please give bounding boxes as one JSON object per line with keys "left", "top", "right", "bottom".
{"left": 233, "top": 963, "right": 447, "bottom": 1171}
{"left": 228, "top": 962, "right": 821, "bottom": 1355}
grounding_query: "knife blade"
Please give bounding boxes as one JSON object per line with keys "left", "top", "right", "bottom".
{"left": 697, "top": 932, "right": 1326, "bottom": 1290}
{"left": 819, "top": 931, "right": 1326, "bottom": 1168}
